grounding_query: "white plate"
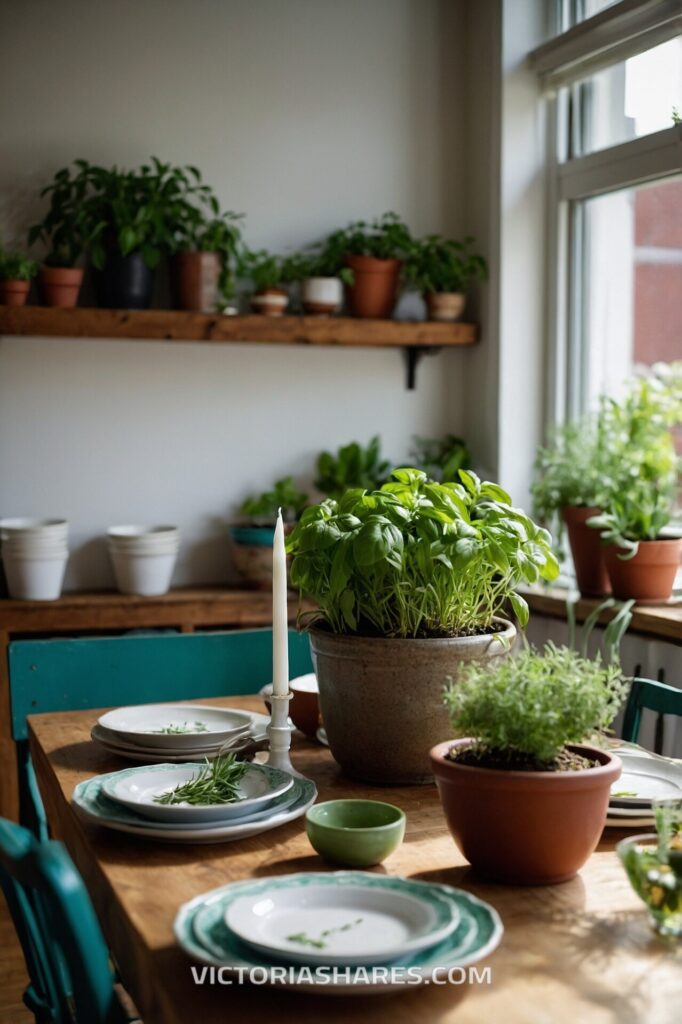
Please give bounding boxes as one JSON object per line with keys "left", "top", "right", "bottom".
{"left": 90, "top": 727, "right": 269, "bottom": 764}
{"left": 224, "top": 878, "right": 458, "bottom": 966}
{"left": 98, "top": 704, "right": 252, "bottom": 749}
{"left": 95, "top": 721, "right": 230, "bottom": 756}
{"left": 609, "top": 752, "right": 682, "bottom": 807}
{"left": 605, "top": 815, "right": 655, "bottom": 828}
{"left": 101, "top": 762, "right": 293, "bottom": 823}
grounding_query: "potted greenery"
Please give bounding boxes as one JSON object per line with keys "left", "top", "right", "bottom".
{"left": 405, "top": 235, "right": 487, "bottom": 321}
{"left": 0, "top": 246, "right": 38, "bottom": 306}
{"left": 28, "top": 161, "right": 93, "bottom": 307}
{"left": 430, "top": 643, "right": 625, "bottom": 884}
{"left": 230, "top": 476, "right": 309, "bottom": 589}
{"left": 314, "top": 436, "right": 391, "bottom": 500}
{"left": 288, "top": 468, "right": 559, "bottom": 784}
{"left": 238, "top": 250, "right": 297, "bottom": 316}
{"left": 324, "top": 213, "right": 412, "bottom": 319}
{"left": 284, "top": 250, "right": 353, "bottom": 316}
{"left": 410, "top": 434, "right": 471, "bottom": 482}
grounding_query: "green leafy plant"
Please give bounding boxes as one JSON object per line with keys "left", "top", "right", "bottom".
{"left": 410, "top": 434, "right": 471, "bottom": 482}
{"left": 240, "top": 476, "right": 309, "bottom": 526}
{"left": 315, "top": 436, "right": 391, "bottom": 499}
{"left": 587, "top": 485, "right": 675, "bottom": 558}
{"left": 0, "top": 246, "right": 38, "bottom": 280}
{"left": 28, "top": 161, "right": 97, "bottom": 267}
{"left": 444, "top": 642, "right": 628, "bottom": 768}
{"left": 405, "top": 235, "right": 488, "bottom": 295}
{"left": 288, "top": 467, "right": 559, "bottom": 638}
{"left": 238, "top": 249, "right": 299, "bottom": 292}
{"left": 325, "top": 212, "right": 412, "bottom": 261}
{"left": 154, "top": 753, "right": 248, "bottom": 806}
{"left": 282, "top": 250, "right": 354, "bottom": 286}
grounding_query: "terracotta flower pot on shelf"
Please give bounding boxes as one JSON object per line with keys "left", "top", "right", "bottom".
{"left": 310, "top": 619, "right": 516, "bottom": 785}
{"left": 172, "top": 251, "right": 221, "bottom": 312}
{"left": 430, "top": 739, "right": 621, "bottom": 885}
{"left": 39, "top": 266, "right": 83, "bottom": 308}
{"left": 0, "top": 280, "right": 30, "bottom": 306}
{"left": 345, "top": 254, "right": 401, "bottom": 319}
{"left": 250, "top": 287, "right": 289, "bottom": 316}
{"left": 562, "top": 506, "right": 611, "bottom": 597}
{"left": 425, "top": 292, "right": 465, "bottom": 322}
{"left": 604, "top": 537, "right": 681, "bottom": 603}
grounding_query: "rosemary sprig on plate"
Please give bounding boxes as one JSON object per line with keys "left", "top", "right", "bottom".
{"left": 154, "top": 754, "right": 248, "bottom": 806}
{"left": 152, "top": 721, "right": 209, "bottom": 735}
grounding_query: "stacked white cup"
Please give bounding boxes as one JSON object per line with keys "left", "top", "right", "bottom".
{"left": 107, "top": 525, "right": 180, "bottom": 596}
{"left": 0, "top": 518, "right": 69, "bottom": 600}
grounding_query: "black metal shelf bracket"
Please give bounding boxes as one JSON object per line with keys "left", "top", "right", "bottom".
{"left": 404, "top": 346, "right": 442, "bottom": 390}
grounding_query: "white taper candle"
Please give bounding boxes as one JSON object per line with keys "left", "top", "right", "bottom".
{"left": 272, "top": 508, "right": 289, "bottom": 697}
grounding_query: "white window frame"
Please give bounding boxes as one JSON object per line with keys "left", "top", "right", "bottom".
{"left": 529, "top": 0, "right": 682, "bottom": 423}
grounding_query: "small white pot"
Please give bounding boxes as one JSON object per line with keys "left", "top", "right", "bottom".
{"left": 301, "top": 277, "right": 343, "bottom": 315}
{"left": 424, "top": 292, "right": 466, "bottom": 322}
{"left": 109, "top": 549, "right": 178, "bottom": 596}
{"left": 0, "top": 517, "right": 68, "bottom": 541}
{"left": 250, "top": 288, "right": 289, "bottom": 316}
{"left": 2, "top": 550, "right": 68, "bottom": 601}
{"left": 108, "top": 524, "right": 179, "bottom": 542}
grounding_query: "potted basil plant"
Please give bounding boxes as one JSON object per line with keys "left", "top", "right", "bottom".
{"left": 325, "top": 213, "right": 412, "bottom": 319}
{"left": 0, "top": 247, "right": 38, "bottom": 306}
{"left": 430, "top": 643, "right": 625, "bottom": 884}
{"left": 314, "top": 436, "right": 391, "bottom": 500}
{"left": 238, "top": 250, "right": 298, "bottom": 316}
{"left": 230, "top": 476, "right": 309, "bottom": 589}
{"left": 404, "top": 235, "right": 487, "bottom": 322}
{"left": 287, "top": 468, "right": 559, "bottom": 784}
{"left": 284, "top": 250, "right": 354, "bottom": 316}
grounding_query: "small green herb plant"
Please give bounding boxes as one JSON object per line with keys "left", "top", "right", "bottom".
{"left": 410, "top": 434, "right": 471, "bottom": 482}
{"left": 238, "top": 249, "right": 299, "bottom": 292}
{"left": 0, "top": 247, "right": 38, "bottom": 281}
{"left": 287, "top": 468, "right": 559, "bottom": 638}
{"left": 315, "top": 436, "right": 391, "bottom": 500}
{"left": 28, "top": 161, "right": 96, "bottom": 267}
{"left": 154, "top": 754, "right": 248, "bottom": 806}
{"left": 240, "top": 476, "right": 309, "bottom": 526}
{"left": 444, "top": 642, "right": 628, "bottom": 770}
{"left": 325, "top": 212, "right": 412, "bottom": 261}
{"left": 282, "top": 250, "right": 354, "bottom": 286}
{"left": 405, "top": 235, "right": 488, "bottom": 295}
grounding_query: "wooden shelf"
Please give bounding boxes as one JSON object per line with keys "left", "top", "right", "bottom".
{"left": 521, "top": 586, "right": 682, "bottom": 645}
{"left": 0, "top": 306, "right": 477, "bottom": 348}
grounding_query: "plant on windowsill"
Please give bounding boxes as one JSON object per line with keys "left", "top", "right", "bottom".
{"left": 314, "top": 436, "right": 391, "bottom": 500}
{"left": 229, "top": 477, "right": 309, "bottom": 590}
{"left": 324, "top": 213, "right": 412, "bottom": 319}
{"left": 430, "top": 642, "right": 627, "bottom": 884}
{"left": 0, "top": 246, "right": 38, "bottom": 306}
{"left": 404, "top": 235, "right": 488, "bottom": 322}
{"left": 287, "top": 467, "right": 559, "bottom": 784}
{"left": 238, "top": 250, "right": 298, "bottom": 316}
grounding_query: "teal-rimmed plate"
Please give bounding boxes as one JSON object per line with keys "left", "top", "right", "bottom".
{"left": 175, "top": 872, "right": 502, "bottom": 993}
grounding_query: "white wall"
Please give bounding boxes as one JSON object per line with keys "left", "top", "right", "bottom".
{"left": 0, "top": 0, "right": 470, "bottom": 589}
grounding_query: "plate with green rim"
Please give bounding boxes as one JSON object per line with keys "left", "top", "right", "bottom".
{"left": 72, "top": 773, "right": 316, "bottom": 843}
{"left": 176, "top": 873, "right": 502, "bottom": 993}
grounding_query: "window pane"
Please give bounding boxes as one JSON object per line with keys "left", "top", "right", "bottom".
{"left": 581, "top": 176, "right": 682, "bottom": 407}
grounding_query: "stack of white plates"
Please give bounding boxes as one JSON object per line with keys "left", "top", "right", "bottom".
{"left": 72, "top": 760, "right": 317, "bottom": 844}
{"left": 92, "top": 703, "right": 275, "bottom": 763}
{"left": 174, "top": 872, "right": 504, "bottom": 993}
{"left": 107, "top": 524, "right": 180, "bottom": 596}
{"left": 605, "top": 749, "right": 682, "bottom": 828}
{"left": 0, "top": 517, "right": 69, "bottom": 600}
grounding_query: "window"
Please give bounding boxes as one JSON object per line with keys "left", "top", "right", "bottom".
{"left": 532, "top": 0, "right": 682, "bottom": 419}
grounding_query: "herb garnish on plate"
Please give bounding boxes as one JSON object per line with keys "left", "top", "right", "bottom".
{"left": 154, "top": 754, "right": 248, "bottom": 806}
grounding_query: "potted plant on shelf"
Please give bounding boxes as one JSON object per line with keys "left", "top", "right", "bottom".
{"left": 28, "top": 161, "right": 93, "bottom": 307}
{"left": 288, "top": 468, "right": 559, "bottom": 784}
{"left": 430, "top": 643, "right": 626, "bottom": 884}
{"left": 325, "top": 212, "right": 412, "bottom": 319}
{"left": 314, "top": 436, "right": 391, "bottom": 500}
{"left": 405, "top": 235, "right": 487, "bottom": 322}
{"left": 238, "top": 250, "right": 296, "bottom": 316}
{"left": 0, "top": 246, "right": 38, "bottom": 306}
{"left": 410, "top": 433, "right": 471, "bottom": 482}
{"left": 283, "top": 250, "right": 353, "bottom": 316}
{"left": 230, "top": 476, "right": 309, "bottom": 589}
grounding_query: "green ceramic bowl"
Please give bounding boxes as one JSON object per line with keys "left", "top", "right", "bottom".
{"left": 305, "top": 799, "right": 406, "bottom": 867}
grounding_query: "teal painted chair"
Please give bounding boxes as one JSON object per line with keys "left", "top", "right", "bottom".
{"left": 8, "top": 627, "right": 313, "bottom": 836}
{"left": 0, "top": 816, "right": 134, "bottom": 1023}
{"left": 622, "top": 676, "right": 682, "bottom": 754}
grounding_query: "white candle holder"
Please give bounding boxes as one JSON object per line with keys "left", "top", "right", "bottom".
{"left": 265, "top": 691, "right": 302, "bottom": 777}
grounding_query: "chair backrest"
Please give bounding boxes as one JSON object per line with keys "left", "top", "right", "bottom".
{"left": 9, "top": 627, "right": 313, "bottom": 741}
{"left": 622, "top": 676, "right": 682, "bottom": 753}
{"left": 0, "top": 816, "right": 127, "bottom": 1024}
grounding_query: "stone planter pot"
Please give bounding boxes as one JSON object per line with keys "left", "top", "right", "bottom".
{"left": 604, "top": 537, "right": 682, "bottom": 603}
{"left": 345, "top": 254, "right": 401, "bottom": 319}
{"left": 562, "top": 506, "right": 611, "bottom": 597}
{"left": 425, "top": 292, "right": 465, "bottom": 322}
{"left": 301, "top": 276, "right": 343, "bottom": 315}
{"left": 309, "top": 619, "right": 516, "bottom": 785}
{"left": 250, "top": 287, "right": 289, "bottom": 316}
{"left": 173, "top": 251, "right": 221, "bottom": 312}
{"left": 39, "top": 266, "right": 83, "bottom": 307}
{"left": 430, "top": 739, "right": 621, "bottom": 884}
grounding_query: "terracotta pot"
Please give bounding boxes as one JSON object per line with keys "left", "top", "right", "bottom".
{"left": 562, "top": 506, "right": 611, "bottom": 597}
{"left": 310, "top": 619, "right": 516, "bottom": 785}
{"left": 430, "top": 739, "right": 621, "bottom": 884}
{"left": 250, "top": 288, "right": 289, "bottom": 316}
{"left": 425, "top": 292, "right": 465, "bottom": 322}
{"left": 345, "top": 254, "right": 401, "bottom": 319}
{"left": 0, "top": 280, "right": 30, "bottom": 306}
{"left": 39, "top": 266, "right": 83, "bottom": 307}
{"left": 301, "top": 276, "right": 343, "bottom": 315}
{"left": 604, "top": 538, "right": 681, "bottom": 603}
{"left": 173, "top": 251, "right": 221, "bottom": 312}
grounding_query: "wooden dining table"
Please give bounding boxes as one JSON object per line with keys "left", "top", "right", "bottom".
{"left": 29, "top": 696, "right": 681, "bottom": 1024}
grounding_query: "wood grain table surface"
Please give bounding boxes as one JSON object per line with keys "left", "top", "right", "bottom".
{"left": 29, "top": 697, "right": 681, "bottom": 1024}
